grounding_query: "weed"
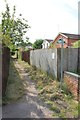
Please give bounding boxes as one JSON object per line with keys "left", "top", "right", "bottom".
{"left": 50, "top": 106, "right": 60, "bottom": 113}
{"left": 37, "top": 85, "right": 43, "bottom": 90}
{"left": 45, "top": 100, "right": 53, "bottom": 107}
{"left": 61, "top": 82, "right": 73, "bottom": 96}
{"left": 18, "top": 60, "right": 78, "bottom": 118}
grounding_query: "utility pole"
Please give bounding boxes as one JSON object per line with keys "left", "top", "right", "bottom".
{"left": 60, "top": 41, "right": 63, "bottom": 89}
{"left": 57, "top": 39, "right": 64, "bottom": 89}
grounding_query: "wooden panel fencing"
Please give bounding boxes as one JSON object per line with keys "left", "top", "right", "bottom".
{"left": 2, "top": 46, "right": 10, "bottom": 96}
{"left": 22, "top": 51, "right": 30, "bottom": 64}
{"left": 0, "top": 44, "right": 2, "bottom": 98}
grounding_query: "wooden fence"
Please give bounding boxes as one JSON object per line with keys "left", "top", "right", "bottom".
{"left": 22, "top": 50, "right": 30, "bottom": 64}
{"left": 0, "top": 44, "right": 2, "bottom": 98}
{"left": 2, "top": 46, "right": 10, "bottom": 96}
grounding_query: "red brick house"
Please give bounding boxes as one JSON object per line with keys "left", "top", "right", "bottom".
{"left": 50, "top": 32, "right": 80, "bottom": 48}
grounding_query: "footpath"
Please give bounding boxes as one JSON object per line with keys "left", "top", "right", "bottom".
{"left": 2, "top": 60, "right": 54, "bottom": 118}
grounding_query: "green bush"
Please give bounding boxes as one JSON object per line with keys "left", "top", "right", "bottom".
{"left": 61, "top": 82, "right": 72, "bottom": 96}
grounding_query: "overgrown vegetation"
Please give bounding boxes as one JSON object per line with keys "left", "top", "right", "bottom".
{"left": 32, "top": 39, "right": 43, "bottom": 49}
{"left": 19, "top": 61, "right": 79, "bottom": 118}
{"left": 3, "top": 59, "right": 26, "bottom": 104}
{"left": 72, "top": 40, "right": 80, "bottom": 48}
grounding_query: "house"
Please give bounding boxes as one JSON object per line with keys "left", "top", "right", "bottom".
{"left": 50, "top": 32, "right": 80, "bottom": 48}
{"left": 42, "top": 39, "right": 53, "bottom": 49}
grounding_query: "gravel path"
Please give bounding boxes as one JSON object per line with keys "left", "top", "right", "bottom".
{"left": 2, "top": 61, "right": 54, "bottom": 118}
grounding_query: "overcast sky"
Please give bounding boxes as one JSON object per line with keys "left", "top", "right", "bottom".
{"left": 0, "top": 0, "right": 79, "bottom": 43}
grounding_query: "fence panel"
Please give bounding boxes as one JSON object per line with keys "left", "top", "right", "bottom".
{"left": 2, "top": 46, "right": 10, "bottom": 96}
{"left": 22, "top": 51, "right": 30, "bottom": 64}
{"left": 30, "top": 49, "right": 57, "bottom": 78}
{"left": 30, "top": 48, "right": 79, "bottom": 80}
{"left": 0, "top": 44, "right": 2, "bottom": 98}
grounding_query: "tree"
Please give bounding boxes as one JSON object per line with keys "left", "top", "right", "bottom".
{"left": 18, "top": 39, "right": 32, "bottom": 50}
{"left": 72, "top": 40, "right": 80, "bottom": 48}
{"left": 1, "top": 1, "right": 30, "bottom": 51}
{"left": 32, "top": 39, "right": 43, "bottom": 49}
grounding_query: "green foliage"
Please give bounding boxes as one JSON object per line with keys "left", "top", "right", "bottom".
{"left": 50, "top": 106, "right": 60, "bottom": 113}
{"left": 72, "top": 40, "right": 80, "bottom": 48}
{"left": 49, "top": 43, "right": 56, "bottom": 48}
{"left": 1, "top": 1, "right": 30, "bottom": 50}
{"left": 32, "top": 39, "right": 43, "bottom": 49}
{"left": 3, "top": 59, "right": 25, "bottom": 104}
{"left": 18, "top": 39, "right": 32, "bottom": 50}
{"left": 78, "top": 103, "right": 80, "bottom": 113}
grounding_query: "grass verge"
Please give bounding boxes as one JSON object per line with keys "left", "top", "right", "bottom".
{"left": 3, "top": 59, "right": 25, "bottom": 104}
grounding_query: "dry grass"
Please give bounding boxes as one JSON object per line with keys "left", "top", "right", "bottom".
{"left": 19, "top": 60, "right": 79, "bottom": 118}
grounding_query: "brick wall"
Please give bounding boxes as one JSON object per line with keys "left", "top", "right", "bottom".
{"left": 64, "top": 71, "right": 80, "bottom": 100}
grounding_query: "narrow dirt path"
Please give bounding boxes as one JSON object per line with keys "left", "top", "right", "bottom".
{"left": 3, "top": 60, "right": 54, "bottom": 118}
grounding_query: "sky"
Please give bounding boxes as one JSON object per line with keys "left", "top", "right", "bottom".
{"left": 0, "top": 0, "right": 79, "bottom": 43}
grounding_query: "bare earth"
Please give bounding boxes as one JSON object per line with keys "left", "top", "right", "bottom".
{"left": 2, "top": 61, "right": 54, "bottom": 118}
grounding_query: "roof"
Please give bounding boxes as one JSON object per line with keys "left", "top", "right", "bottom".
{"left": 61, "top": 33, "right": 80, "bottom": 40}
{"left": 45, "top": 39, "right": 53, "bottom": 43}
